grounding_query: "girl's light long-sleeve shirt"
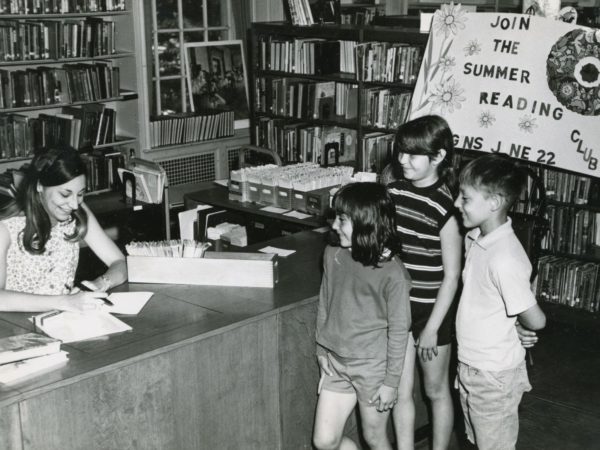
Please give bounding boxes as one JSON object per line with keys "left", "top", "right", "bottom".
{"left": 316, "top": 246, "right": 412, "bottom": 387}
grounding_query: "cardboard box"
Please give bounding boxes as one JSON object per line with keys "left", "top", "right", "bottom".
{"left": 274, "top": 185, "right": 293, "bottom": 209}
{"left": 128, "top": 252, "right": 278, "bottom": 288}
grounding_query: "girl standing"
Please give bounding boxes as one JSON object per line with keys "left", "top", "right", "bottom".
{"left": 313, "top": 182, "right": 411, "bottom": 450}
{"left": 388, "top": 115, "right": 462, "bottom": 450}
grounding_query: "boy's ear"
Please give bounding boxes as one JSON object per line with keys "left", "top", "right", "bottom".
{"left": 432, "top": 149, "right": 447, "bottom": 166}
{"left": 488, "top": 193, "right": 504, "bottom": 211}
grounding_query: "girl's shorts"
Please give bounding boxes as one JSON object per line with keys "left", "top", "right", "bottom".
{"left": 320, "top": 351, "right": 387, "bottom": 406}
{"left": 410, "top": 300, "right": 456, "bottom": 346}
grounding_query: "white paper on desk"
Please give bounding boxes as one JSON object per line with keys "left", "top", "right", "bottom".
{"left": 260, "top": 206, "right": 291, "bottom": 214}
{"left": 259, "top": 246, "right": 296, "bottom": 257}
{"left": 313, "top": 226, "right": 331, "bottom": 234}
{"left": 30, "top": 311, "right": 131, "bottom": 344}
{"left": 283, "top": 210, "right": 312, "bottom": 220}
{"left": 178, "top": 205, "right": 212, "bottom": 240}
{"left": 213, "top": 179, "right": 229, "bottom": 187}
{"left": 101, "top": 292, "right": 154, "bottom": 315}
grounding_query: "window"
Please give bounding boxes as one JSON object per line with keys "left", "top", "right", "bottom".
{"left": 145, "top": 0, "right": 233, "bottom": 114}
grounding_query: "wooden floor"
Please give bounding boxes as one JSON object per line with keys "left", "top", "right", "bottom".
{"left": 416, "top": 321, "right": 600, "bottom": 450}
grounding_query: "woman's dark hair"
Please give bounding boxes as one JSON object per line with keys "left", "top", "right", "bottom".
{"left": 392, "top": 115, "right": 457, "bottom": 192}
{"left": 332, "top": 182, "right": 400, "bottom": 267}
{"left": 3, "top": 147, "right": 88, "bottom": 254}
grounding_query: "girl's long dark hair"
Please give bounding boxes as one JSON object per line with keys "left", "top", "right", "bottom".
{"left": 333, "top": 182, "right": 400, "bottom": 267}
{"left": 392, "top": 115, "right": 457, "bottom": 193}
{"left": 1, "top": 147, "right": 88, "bottom": 254}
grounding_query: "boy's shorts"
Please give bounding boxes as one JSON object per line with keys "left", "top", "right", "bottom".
{"left": 320, "top": 351, "right": 387, "bottom": 406}
{"left": 456, "top": 361, "right": 532, "bottom": 450}
{"left": 411, "top": 301, "right": 455, "bottom": 346}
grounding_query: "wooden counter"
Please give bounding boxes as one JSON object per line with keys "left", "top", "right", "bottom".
{"left": 0, "top": 230, "right": 427, "bottom": 450}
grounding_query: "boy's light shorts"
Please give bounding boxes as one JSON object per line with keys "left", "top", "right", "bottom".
{"left": 320, "top": 351, "right": 387, "bottom": 406}
{"left": 456, "top": 361, "right": 532, "bottom": 450}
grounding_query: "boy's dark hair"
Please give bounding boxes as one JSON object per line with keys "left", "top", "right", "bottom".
{"left": 392, "top": 115, "right": 457, "bottom": 191}
{"left": 332, "top": 182, "right": 400, "bottom": 267}
{"left": 459, "top": 153, "right": 527, "bottom": 210}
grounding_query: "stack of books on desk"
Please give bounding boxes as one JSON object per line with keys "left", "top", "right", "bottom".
{"left": 0, "top": 333, "right": 68, "bottom": 384}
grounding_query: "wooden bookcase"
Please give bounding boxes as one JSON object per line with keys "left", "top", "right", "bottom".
{"left": 248, "top": 21, "right": 428, "bottom": 172}
{"left": 0, "top": 0, "right": 140, "bottom": 195}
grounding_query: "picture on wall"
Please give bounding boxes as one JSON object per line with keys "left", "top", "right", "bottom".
{"left": 184, "top": 40, "right": 249, "bottom": 129}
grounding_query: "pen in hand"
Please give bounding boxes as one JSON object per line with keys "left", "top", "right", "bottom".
{"left": 74, "top": 281, "right": 114, "bottom": 306}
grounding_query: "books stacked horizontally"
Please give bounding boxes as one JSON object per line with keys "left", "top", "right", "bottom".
{"left": 0, "top": 333, "right": 68, "bottom": 385}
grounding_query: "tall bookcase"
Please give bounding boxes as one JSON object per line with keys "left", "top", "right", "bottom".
{"left": 248, "top": 21, "right": 428, "bottom": 172}
{"left": 0, "top": 0, "right": 141, "bottom": 195}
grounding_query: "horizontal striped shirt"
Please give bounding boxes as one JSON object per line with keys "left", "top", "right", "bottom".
{"left": 388, "top": 179, "right": 454, "bottom": 303}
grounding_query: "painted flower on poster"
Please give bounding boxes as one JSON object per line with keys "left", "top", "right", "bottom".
{"left": 463, "top": 39, "right": 482, "bottom": 57}
{"left": 478, "top": 111, "right": 496, "bottom": 128}
{"left": 518, "top": 115, "right": 538, "bottom": 133}
{"left": 547, "top": 29, "right": 600, "bottom": 115}
{"left": 429, "top": 78, "right": 466, "bottom": 114}
{"left": 437, "top": 56, "right": 456, "bottom": 73}
{"left": 433, "top": 2, "right": 468, "bottom": 38}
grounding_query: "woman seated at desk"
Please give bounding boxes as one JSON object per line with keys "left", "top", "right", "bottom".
{"left": 0, "top": 147, "right": 127, "bottom": 312}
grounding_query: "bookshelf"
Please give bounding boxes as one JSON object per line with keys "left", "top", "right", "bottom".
{"left": 0, "top": 0, "right": 141, "bottom": 195}
{"left": 249, "top": 21, "right": 428, "bottom": 173}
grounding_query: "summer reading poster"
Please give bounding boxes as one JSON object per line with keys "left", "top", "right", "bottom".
{"left": 408, "top": 4, "right": 600, "bottom": 177}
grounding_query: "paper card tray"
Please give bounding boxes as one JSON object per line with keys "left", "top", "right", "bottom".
{"left": 127, "top": 252, "right": 278, "bottom": 288}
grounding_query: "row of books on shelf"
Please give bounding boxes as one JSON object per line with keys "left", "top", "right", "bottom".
{"left": 340, "top": 5, "right": 384, "bottom": 25}
{"left": 0, "top": 17, "right": 116, "bottom": 62}
{"left": 362, "top": 88, "right": 411, "bottom": 129}
{"left": 255, "top": 76, "right": 412, "bottom": 130}
{"left": 541, "top": 206, "right": 600, "bottom": 255}
{"left": 256, "top": 78, "right": 357, "bottom": 121}
{"left": 149, "top": 109, "right": 234, "bottom": 149}
{"left": 0, "top": 0, "right": 126, "bottom": 14}
{"left": 0, "top": 104, "right": 116, "bottom": 159}
{"left": 542, "top": 167, "right": 600, "bottom": 205}
{"left": 0, "top": 61, "right": 119, "bottom": 109}
{"left": 254, "top": 119, "right": 394, "bottom": 173}
{"left": 255, "top": 120, "right": 356, "bottom": 165}
{"left": 258, "top": 36, "right": 422, "bottom": 85}
{"left": 284, "top": 0, "right": 316, "bottom": 26}
{"left": 81, "top": 146, "right": 124, "bottom": 192}
{"left": 536, "top": 255, "right": 600, "bottom": 313}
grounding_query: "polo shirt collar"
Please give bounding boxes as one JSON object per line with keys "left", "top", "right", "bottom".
{"left": 466, "top": 217, "right": 513, "bottom": 250}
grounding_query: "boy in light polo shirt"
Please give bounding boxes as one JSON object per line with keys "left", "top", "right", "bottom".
{"left": 454, "top": 154, "right": 546, "bottom": 450}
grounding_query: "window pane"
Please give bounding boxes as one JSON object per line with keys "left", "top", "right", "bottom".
{"left": 184, "top": 31, "right": 205, "bottom": 44}
{"left": 157, "top": 32, "right": 181, "bottom": 76}
{"left": 160, "top": 78, "right": 184, "bottom": 113}
{"left": 156, "top": 0, "right": 179, "bottom": 30}
{"left": 207, "top": 0, "right": 227, "bottom": 27}
{"left": 208, "top": 30, "right": 228, "bottom": 41}
{"left": 182, "top": 0, "right": 204, "bottom": 28}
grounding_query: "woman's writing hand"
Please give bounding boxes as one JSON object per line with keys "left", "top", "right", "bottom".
{"left": 61, "top": 291, "right": 108, "bottom": 313}
{"left": 416, "top": 327, "right": 439, "bottom": 362}
{"left": 370, "top": 385, "right": 398, "bottom": 412}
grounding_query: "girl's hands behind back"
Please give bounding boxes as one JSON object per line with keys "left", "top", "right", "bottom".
{"left": 317, "top": 354, "right": 333, "bottom": 376}
{"left": 370, "top": 385, "right": 398, "bottom": 412}
{"left": 416, "top": 327, "right": 439, "bottom": 362}
{"left": 61, "top": 291, "right": 108, "bottom": 313}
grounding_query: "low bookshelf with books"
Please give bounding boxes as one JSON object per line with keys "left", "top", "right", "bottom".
{"left": 249, "top": 21, "right": 426, "bottom": 174}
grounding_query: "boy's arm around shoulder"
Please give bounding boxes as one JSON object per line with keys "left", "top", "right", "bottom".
{"left": 383, "top": 260, "right": 411, "bottom": 387}
{"left": 518, "top": 303, "right": 546, "bottom": 331}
